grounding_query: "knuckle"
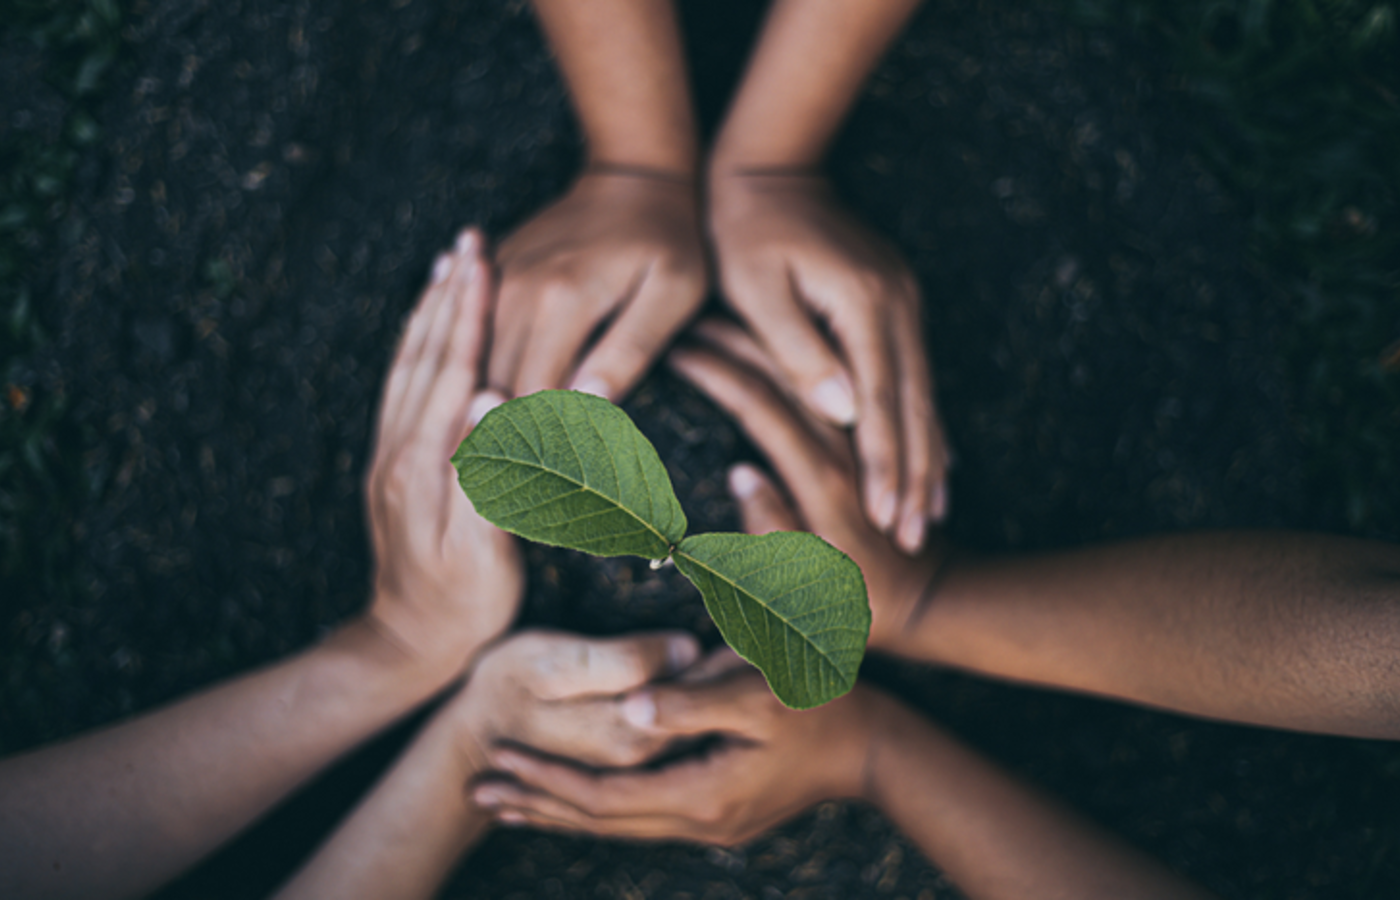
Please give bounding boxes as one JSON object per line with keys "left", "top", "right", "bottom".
{"left": 614, "top": 646, "right": 651, "bottom": 685}
{"left": 903, "top": 463, "right": 931, "bottom": 499}
{"left": 377, "top": 453, "right": 415, "bottom": 498}
{"left": 538, "top": 274, "right": 582, "bottom": 309}
{"left": 864, "top": 380, "right": 899, "bottom": 414}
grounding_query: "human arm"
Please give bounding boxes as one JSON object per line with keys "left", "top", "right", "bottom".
{"left": 475, "top": 660, "right": 1213, "bottom": 900}
{"left": 489, "top": 0, "right": 706, "bottom": 403}
{"left": 0, "top": 231, "right": 522, "bottom": 900}
{"left": 670, "top": 321, "right": 1400, "bottom": 739}
{"left": 705, "top": 0, "right": 948, "bottom": 553}
{"left": 273, "top": 629, "right": 700, "bottom": 900}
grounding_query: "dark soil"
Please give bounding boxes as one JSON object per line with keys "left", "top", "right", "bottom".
{"left": 5, "top": 0, "right": 1399, "bottom": 897}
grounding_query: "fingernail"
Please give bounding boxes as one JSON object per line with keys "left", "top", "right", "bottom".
{"left": 474, "top": 786, "right": 504, "bottom": 808}
{"left": 569, "top": 376, "right": 611, "bottom": 400}
{"left": 468, "top": 391, "right": 505, "bottom": 426}
{"left": 874, "top": 489, "right": 899, "bottom": 531}
{"left": 622, "top": 691, "right": 656, "bottom": 728}
{"left": 455, "top": 229, "right": 479, "bottom": 256}
{"left": 930, "top": 483, "right": 948, "bottom": 522}
{"left": 667, "top": 635, "right": 701, "bottom": 673}
{"left": 809, "top": 374, "right": 857, "bottom": 426}
{"left": 898, "top": 509, "right": 925, "bottom": 553}
{"left": 498, "top": 810, "right": 526, "bottom": 826}
{"left": 727, "top": 464, "right": 763, "bottom": 500}
{"left": 431, "top": 254, "right": 453, "bottom": 285}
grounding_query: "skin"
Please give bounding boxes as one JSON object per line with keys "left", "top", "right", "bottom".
{"left": 473, "top": 655, "right": 1215, "bottom": 900}
{"left": 274, "top": 629, "right": 701, "bottom": 900}
{"left": 668, "top": 322, "right": 1400, "bottom": 739}
{"left": 508, "top": 0, "right": 946, "bottom": 553}
{"left": 492, "top": 0, "right": 707, "bottom": 404}
{"left": 0, "top": 231, "right": 519, "bottom": 900}
{"left": 708, "top": 0, "right": 949, "bottom": 550}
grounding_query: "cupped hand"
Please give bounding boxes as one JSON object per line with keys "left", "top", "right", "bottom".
{"left": 365, "top": 230, "right": 521, "bottom": 678}
{"left": 490, "top": 169, "right": 708, "bottom": 402}
{"left": 668, "top": 319, "right": 945, "bottom": 653}
{"left": 472, "top": 650, "right": 890, "bottom": 846}
{"left": 708, "top": 171, "right": 949, "bottom": 552}
{"left": 440, "top": 629, "right": 702, "bottom": 772}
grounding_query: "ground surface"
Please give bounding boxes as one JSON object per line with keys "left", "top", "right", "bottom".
{"left": 4, "top": 0, "right": 1399, "bottom": 897}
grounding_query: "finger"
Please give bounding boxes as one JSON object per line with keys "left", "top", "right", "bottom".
{"left": 394, "top": 236, "right": 478, "bottom": 436}
{"left": 667, "top": 346, "right": 846, "bottom": 523}
{"left": 727, "top": 464, "right": 802, "bottom": 535}
{"left": 691, "top": 317, "right": 792, "bottom": 392}
{"left": 378, "top": 250, "right": 456, "bottom": 440}
{"left": 502, "top": 694, "right": 672, "bottom": 768}
{"left": 829, "top": 297, "right": 902, "bottom": 533}
{"left": 491, "top": 747, "right": 724, "bottom": 819}
{"left": 638, "top": 669, "right": 776, "bottom": 739}
{"left": 930, "top": 433, "right": 951, "bottom": 523}
{"left": 417, "top": 234, "right": 495, "bottom": 457}
{"left": 567, "top": 264, "right": 702, "bottom": 402}
{"left": 462, "top": 388, "right": 507, "bottom": 444}
{"left": 478, "top": 783, "right": 694, "bottom": 841}
{"left": 891, "top": 301, "right": 942, "bottom": 551}
{"left": 676, "top": 646, "right": 750, "bottom": 683}
{"left": 723, "top": 265, "right": 857, "bottom": 427}
{"left": 523, "top": 630, "right": 702, "bottom": 701}
{"left": 486, "top": 271, "right": 535, "bottom": 394}
{"left": 513, "top": 272, "right": 629, "bottom": 397}
{"left": 690, "top": 318, "right": 853, "bottom": 467}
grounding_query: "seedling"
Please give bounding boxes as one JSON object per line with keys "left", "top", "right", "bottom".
{"left": 453, "top": 390, "right": 870, "bottom": 709}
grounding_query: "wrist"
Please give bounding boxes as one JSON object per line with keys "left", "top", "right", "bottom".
{"left": 869, "top": 543, "right": 958, "bottom": 657}
{"left": 339, "top": 611, "right": 478, "bottom": 701}
{"left": 705, "top": 167, "right": 830, "bottom": 226}
{"left": 707, "top": 127, "right": 827, "bottom": 183}
{"left": 585, "top": 137, "right": 698, "bottom": 181}
{"left": 859, "top": 694, "right": 923, "bottom": 810}
{"left": 581, "top": 161, "right": 697, "bottom": 188}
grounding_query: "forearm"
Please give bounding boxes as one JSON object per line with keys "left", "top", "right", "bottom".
{"left": 869, "top": 703, "right": 1215, "bottom": 900}
{"left": 529, "top": 0, "right": 696, "bottom": 173}
{"left": 0, "top": 617, "right": 457, "bottom": 900}
{"left": 892, "top": 532, "right": 1400, "bottom": 738}
{"left": 710, "top": 0, "right": 924, "bottom": 172}
{"left": 274, "top": 714, "right": 491, "bottom": 900}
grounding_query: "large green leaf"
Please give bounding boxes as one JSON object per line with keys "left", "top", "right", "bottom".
{"left": 673, "top": 532, "right": 870, "bottom": 709}
{"left": 453, "top": 391, "right": 686, "bottom": 559}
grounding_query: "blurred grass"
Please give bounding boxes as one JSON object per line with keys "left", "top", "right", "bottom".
{"left": 0, "top": 0, "right": 123, "bottom": 601}
{"left": 1061, "top": 0, "right": 1400, "bottom": 535}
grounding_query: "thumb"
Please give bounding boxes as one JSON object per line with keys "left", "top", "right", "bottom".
{"left": 530, "top": 630, "right": 701, "bottom": 701}
{"left": 625, "top": 669, "right": 774, "bottom": 738}
{"left": 728, "top": 464, "right": 802, "bottom": 535}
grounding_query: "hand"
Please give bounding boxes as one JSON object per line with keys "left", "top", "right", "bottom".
{"left": 707, "top": 171, "right": 949, "bottom": 552}
{"left": 440, "top": 629, "right": 702, "bottom": 772}
{"left": 365, "top": 230, "right": 521, "bottom": 678}
{"left": 668, "top": 319, "right": 945, "bottom": 652}
{"left": 473, "top": 650, "right": 890, "bottom": 846}
{"left": 490, "top": 168, "right": 708, "bottom": 402}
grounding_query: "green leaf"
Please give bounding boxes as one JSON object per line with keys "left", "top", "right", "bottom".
{"left": 453, "top": 390, "right": 686, "bottom": 559}
{"left": 674, "top": 532, "right": 870, "bottom": 709}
